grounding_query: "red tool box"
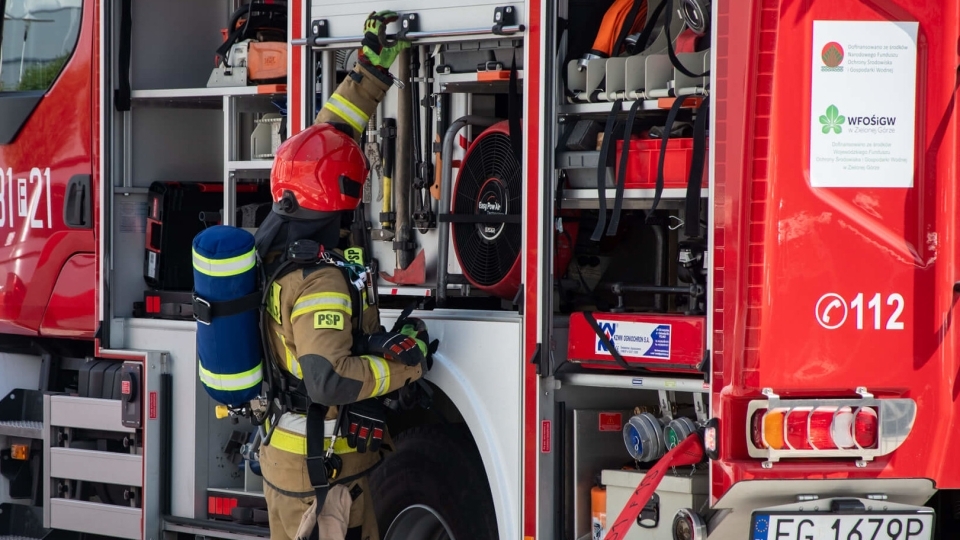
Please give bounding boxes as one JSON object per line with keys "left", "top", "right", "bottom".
{"left": 567, "top": 312, "right": 706, "bottom": 374}
{"left": 614, "top": 136, "right": 710, "bottom": 190}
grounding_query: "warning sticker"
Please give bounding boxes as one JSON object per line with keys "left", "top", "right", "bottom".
{"left": 809, "top": 20, "right": 918, "bottom": 188}
{"left": 118, "top": 201, "right": 147, "bottom": 233}
{"left": 594, "top": 320, "right": 671, "bottom": 359}
{"left": 598, "top": 412, "right": 622, "bottom": 432}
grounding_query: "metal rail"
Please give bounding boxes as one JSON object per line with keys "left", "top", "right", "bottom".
{"left": 436, "top": 115, "right": 501, "bottom": 306}
{"left": 292, "top": 25, "right": 525, "bottom": 47}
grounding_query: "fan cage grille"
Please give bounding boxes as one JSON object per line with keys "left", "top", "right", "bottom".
{"left": 452, "top": 129, "right": 522, "bottom": 288}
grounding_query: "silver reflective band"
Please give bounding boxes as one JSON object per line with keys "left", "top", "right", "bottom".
{"left": 198, "top": 361, "right": 263, "bottom": 392}
{"left": 291, "top": 293, "right": 352, "bottom": 318}
{"left": 192, "top": 248, "right": 256, "bottom": 277}
{"left": 323, "top": 94, "right": 368, "bottom": 133}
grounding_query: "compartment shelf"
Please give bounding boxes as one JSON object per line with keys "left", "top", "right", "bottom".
{"left": 437, "top": 71, "right": 524, "bottom": 94}
{"left": 560, "top": 188, "right": 707, "bottom": 209}
{"left": 227, "top": 160, "right": 273, "bottom": 171}
{"left": 377, "top": 285, "right": 436, "bottom": 297}
{"left": 132, "top": 86, "right": 285, "bottom": 99}
{"left": 558, "top": 97, "right": 705, "bottom": 116}
{"left": 559, "top": 100, "right": 660, "bottom": 116}
{"left": 559, "top": 373, "right": 709, "bottom": 393}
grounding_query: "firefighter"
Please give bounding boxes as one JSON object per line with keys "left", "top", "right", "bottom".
{"left": 253, "top": 11, "right": 436, "bottom": 540}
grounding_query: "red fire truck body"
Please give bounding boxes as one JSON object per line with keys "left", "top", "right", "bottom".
{"left": 1, "top": 0, "right": 957, "bottom": 539}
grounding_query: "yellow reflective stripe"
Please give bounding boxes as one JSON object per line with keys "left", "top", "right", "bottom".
{"left": 192, "top": 248, "right": 256, "bottom": 277}
{"left": 322, "top": 94, "right": 367, "bottom": 134}
{"left": 365, "top": 356, "right": 391, "bottom": 398}
{"left": 291, "top": 292, "right": 352, "bottom": 321}
{"left": 267, "top": 427, "right": 356, "bottom": 455}
{"left": 198, "top": 361, "right": 262, "bottom": 392}
{"left": 278, "top": 333, "right": 302, "bottom": 378}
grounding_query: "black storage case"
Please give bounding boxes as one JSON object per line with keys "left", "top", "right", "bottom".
{"left": 143, "top": 181, "right": 268, "bottom": 291}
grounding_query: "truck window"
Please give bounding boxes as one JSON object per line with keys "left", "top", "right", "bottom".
{"left": 0, "top": 0, "right": 81, "bottom": 92}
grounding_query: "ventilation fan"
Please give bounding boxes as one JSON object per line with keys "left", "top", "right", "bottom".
{"left": 451, "top": 121, "right": 523, "bottom": 300}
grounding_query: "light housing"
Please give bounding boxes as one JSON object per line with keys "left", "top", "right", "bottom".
{"left": 746, "top": 387, "right": 916, "bottom": 466}
{"left": 10, "top": 444, "right": 29, "bottom": 461}
{"left": 703, "top": 418, "right": 719, "bottom": 460}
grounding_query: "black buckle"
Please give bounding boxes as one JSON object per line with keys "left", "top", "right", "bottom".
{"left": 288, "top": 240, "right": 322, "bottom": 264}
{"left": 305, "top": 455, "right": 331, "bottom": 489}
{"left": 192, "top": 295, "right": 212, "bottom": 325}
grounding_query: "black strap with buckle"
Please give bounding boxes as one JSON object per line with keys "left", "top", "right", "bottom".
{"left": 305, "top": 402, "right": 334, "bottom": 527}
{"left": 192, "top": 291, "right": 261, "bottom": 325}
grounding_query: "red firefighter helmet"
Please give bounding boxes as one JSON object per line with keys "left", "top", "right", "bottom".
{"left": 269, "top": 123, "right": 369, "bottom": 216}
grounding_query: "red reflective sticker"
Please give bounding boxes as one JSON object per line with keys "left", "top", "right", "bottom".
{"left": 541, "top": 420, "right": 551, "bottom": 453}
{"left": 149, "top": 391, "right": 157, "bottom": 419}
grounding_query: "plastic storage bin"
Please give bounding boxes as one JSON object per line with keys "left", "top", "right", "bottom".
{"left": 614, "top": 137, "right": 710, "bottom": 189}
{"left": 559, "top": 151, "right": 614, "bottom": 189}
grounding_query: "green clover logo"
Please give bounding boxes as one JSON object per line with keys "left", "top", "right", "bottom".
{"left": 819, "top": 104, "right": 844, "bottom": 134}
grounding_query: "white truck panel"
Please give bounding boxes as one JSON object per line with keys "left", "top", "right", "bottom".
{"left": 381, "top": 308, "right": 523, "bottom": 540}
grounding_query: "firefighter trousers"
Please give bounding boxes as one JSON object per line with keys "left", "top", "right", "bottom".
{"left": 260, "top": 443, "right": 380, "bottom": 540}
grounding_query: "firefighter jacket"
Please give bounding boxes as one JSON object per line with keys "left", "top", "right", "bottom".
{"left": 314, "top": 61, "right": 393, "bottom": 142}
{"left": 263, "top": 256, "right": 423, "bottom": 453}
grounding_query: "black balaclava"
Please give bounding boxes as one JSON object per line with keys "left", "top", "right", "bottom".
{"left": 254, "top": 207, "right": 342, "bottom": 276}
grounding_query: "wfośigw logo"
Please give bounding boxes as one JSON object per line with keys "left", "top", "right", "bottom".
{"left": 595, "top": 322, "right": 617, "bottom": 353}
{"left": 819, "top": 105, "right": 845, "bottom": 134}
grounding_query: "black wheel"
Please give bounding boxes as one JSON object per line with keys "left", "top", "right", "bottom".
{"left": 369, "top": 424, "right": 499, "bottom": 540}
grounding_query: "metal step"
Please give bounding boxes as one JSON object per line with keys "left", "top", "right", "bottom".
{"left": 0, "top": 536, "right": 43, "bottom": 540}
{"left": 0, "top": 421, "right": 43, "bottom": 439}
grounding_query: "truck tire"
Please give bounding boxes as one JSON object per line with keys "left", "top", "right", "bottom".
{"left": 369, "top": 423, "right": 499, "bottom": 540}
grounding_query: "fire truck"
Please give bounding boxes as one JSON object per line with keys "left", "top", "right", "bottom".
{"left": 1, "top": 0, "right": 957, "bottom": 538}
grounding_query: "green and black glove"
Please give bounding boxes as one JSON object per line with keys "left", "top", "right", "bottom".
{"left": 359, "top": 10, "right": 410, "bottom": 70}
{"left": 391, "top": 317, "right": 439, "bottom": 371}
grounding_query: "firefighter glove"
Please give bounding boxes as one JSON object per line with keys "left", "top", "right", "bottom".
{"left": 361, "top": 331, "right": 426, "bottom": 368}
{"left": 340, "top": 399, "right": 386, "bottom": 453}
{"left": 392, "top": 317, "right": 439, "bottom": 371}
{"left": 359, "top": 10, "right": 410, "bottom": 70}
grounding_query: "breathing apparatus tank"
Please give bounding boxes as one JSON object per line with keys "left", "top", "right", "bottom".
{"left": 191, "top": 225, "right": 264, "bottom": 408}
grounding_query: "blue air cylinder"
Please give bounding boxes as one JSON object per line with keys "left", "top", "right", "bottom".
{"left": 191, "top": 225, "right": 263, "bottom": 407}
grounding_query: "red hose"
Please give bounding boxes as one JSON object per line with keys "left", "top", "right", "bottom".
{"left": 603, "top": 434, "right": 705, "bottom": 540}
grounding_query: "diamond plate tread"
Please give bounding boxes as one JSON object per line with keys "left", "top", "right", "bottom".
{"left": 0, "top": 420, "right": 43, "bottom": 439}
{"left": 0, "top": 536, "right": 43, "bottom": 540}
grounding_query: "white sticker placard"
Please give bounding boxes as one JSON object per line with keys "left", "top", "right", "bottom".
{"left": 594, "top": 320, "right": 671, "bottom": 359}
{"left": 809, "top": 20, "right": 918, "bottom": 188}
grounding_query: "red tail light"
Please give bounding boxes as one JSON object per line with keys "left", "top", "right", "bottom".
{"left": 855, "top": 407, "right": 878, "bottom": 448}
{"left": 746, "top": 387, "right": 914, "bottom": 467}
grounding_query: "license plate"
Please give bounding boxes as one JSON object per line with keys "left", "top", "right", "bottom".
{"left": 751, "top": 513, "right": 934, "bottom": 540}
